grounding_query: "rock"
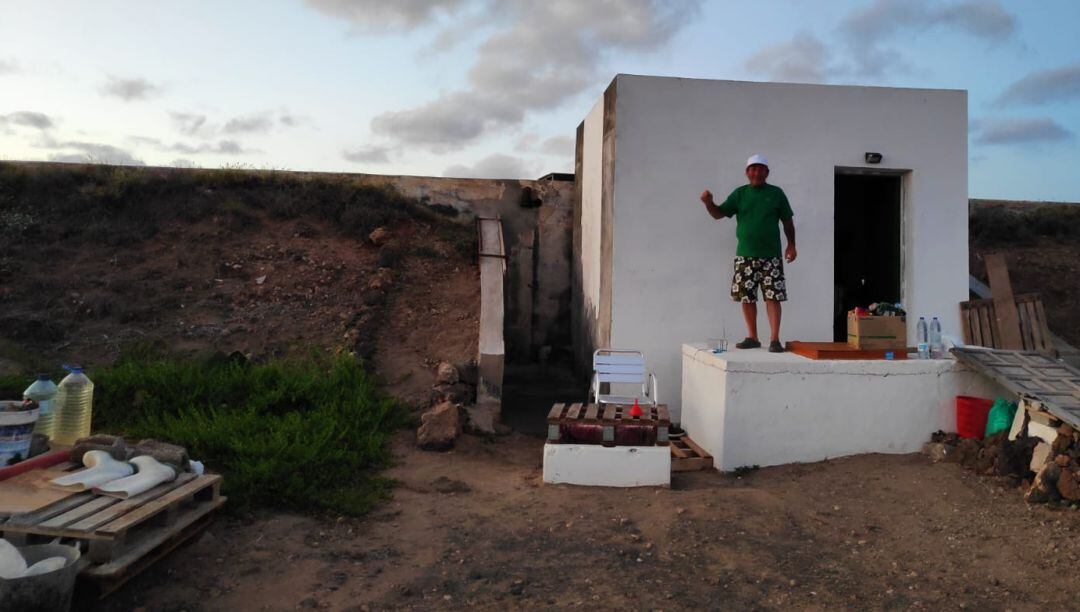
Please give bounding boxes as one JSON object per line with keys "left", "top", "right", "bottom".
{"left": 430, "top": 382, "right": 473, "bottom": 406}
{"left": 255, "top": 275, "right": 267, "bottom": 285}
{"left": 1025, "top": 462, "right": 1061, "bottom": 504}
{"left": 435, "top": 362, "right": 459, "bottom": 386}
{"left": 922, "top": 442, "right": 951, "bottom": 463}
{"left": 1030, "top": 442, "right": 1054, "bottom": 473}
{"left": 368, "top": 227, "right": 390, "bottom": 246}
{"left": 132, "top": 439, "right": 190, "bottom": 471}
{"left": 1058, "top": 469, "right": 1080, "bottom": 501}
{"left": 431, "top": 476, "right": 471, "bottom": 494}
{"left": 1056, "top": 454, "right": 1072, "bottom": 468}
{"left": 366, "top": 268, "right": 394, "bottom": 291}
{"left": 417, "top": 401, "right": 461, "bottom": 452}
{"left": 1053, "top": 426, "right": 1074, "bottom": 454}
{"left": 464, "top": 401, "right": 500, "bottom": 435}
{"left": 949, "top": 438, "right": 981, "bottom": 467}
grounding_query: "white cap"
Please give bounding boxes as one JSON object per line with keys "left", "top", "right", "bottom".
{"left": 746, "top": 154, "right": 769, "bottom": 168}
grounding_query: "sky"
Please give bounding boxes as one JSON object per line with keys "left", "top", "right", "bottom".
{"left": 1, "top": 0, "right": 1079, "bottom": 202}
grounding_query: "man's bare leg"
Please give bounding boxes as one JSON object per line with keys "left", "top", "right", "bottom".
{"left": 741, "top": 301, "right": 759, "bottom": 340}
{"left": 765, "top": 300, "right": 782, "bottom": 343}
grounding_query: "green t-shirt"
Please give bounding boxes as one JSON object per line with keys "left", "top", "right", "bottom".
{"left": 716, "top": 183, "right": 793, "bottom": 258}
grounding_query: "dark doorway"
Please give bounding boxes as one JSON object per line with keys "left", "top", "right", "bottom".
{"left": 833, "top": 172, "right": 903, "bottom": 341}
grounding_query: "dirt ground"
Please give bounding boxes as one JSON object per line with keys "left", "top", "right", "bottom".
{"left": 97, "top": 432, "right": 1080, "bottom": 611}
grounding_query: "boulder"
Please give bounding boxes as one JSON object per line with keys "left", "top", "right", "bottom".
{"left": 435, "top": 362, "right": 459, "bottom": 386}
{"left": 922, "top": 442, "right": 951, "bottom": 463}
{"left": 1025, "top": 462, "right": 1061, "bottom": 504}
{"left": 417, "top": 401, "right": 461, "bottom": 452}
{"left": 1058, "top": 469, "right": 1080, "bottom": 502}
{"left": 1030, "top": 442, "right": 1054, "bottom": 473}
{"left": 368, "top": 227, "right": 390, "bottom": 246}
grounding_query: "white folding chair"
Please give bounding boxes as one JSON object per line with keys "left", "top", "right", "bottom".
{"left": 588, "top": 349, "right": 658, "bottom": 407}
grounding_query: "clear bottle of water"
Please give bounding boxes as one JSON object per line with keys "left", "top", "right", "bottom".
{"left": 23, "top": 374, "right": 59, "bottom": 438}
{"left": 929, "top": 317, "right": 943, "bottom": 359}
{"left": 51, "top": 366, "right": 94, "bottom": 446}
{"left": 916, "top": 317, "right": 929, "bottom": 359}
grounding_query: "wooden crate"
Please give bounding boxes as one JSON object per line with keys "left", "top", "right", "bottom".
{"left": 670, "top": 436, "right": 713, "bottom": 472}
{"left": 1, "top": 471, "right": 225, "bottom": 593}
{"left": 786, "top": 341, "right": 908, "bottom": 360}
{"left": 546, "top": 402, "right": 670, "bottom": 446}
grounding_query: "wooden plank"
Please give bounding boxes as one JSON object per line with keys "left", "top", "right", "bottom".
{"left": 1034, "top": 299, "right": 1054, "bottom": 354}
{"left": 787, "top": 341, "right": 907, "bottom": 360}
{"left": 602, "top": 403, "right": 617, "bottom": 423}
{"left": 0, "top": 467, "right": 82, "bottom": 517}
{"left": 69, "top": 473, "right": 197, "bottom": 532}
{"left": 682, "top": 436, "right": 713, "bottom": 459}
{"left": 4, "top": 491, "right": 96, "bottom": 527}
{"left": 959, "top": 305, "right": 973, "bottom": 346}
{"left": 985, "top": 253, "right": 1023, "bottom": 350}
{"left": 584, "top": 404, "right": 599, "bottom": 422}
{"left": 977, "top": 305, "right": 995, "bottom": 347}
{"left": 83, "top": 496, "right": 225, "bottom": 586}
{"left": 97, "top": 475, "right": 221, "bottom": 537}
{"left": 38, "top": 495, "right": 120, "bottom": 530}
{"left": 656, "top": 404, "right": 670, "bottom": 425}
{"left": 546, "top": 403, "right": 565, "bottom": 423}
{"left": 567, "top": 403, "right": 582, "bottom": 421}
{"left": 669, "top": 443, "right": 690, "bottom": 459}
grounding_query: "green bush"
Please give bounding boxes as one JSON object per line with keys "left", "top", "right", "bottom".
{"left": 970, "top": 204, "right": 1080, "bottom": 247}
{"left": 91, "top": 351, "right": 405, "bottom": 515}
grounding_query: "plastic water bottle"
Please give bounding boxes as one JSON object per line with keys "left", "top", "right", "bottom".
{"left": 929, "top": 317, "right": 943, "bottom": 359}
{"left": 23, "top": 374, "right": 59, "bottom": 438}
{"left": 51, "top": 365, "right": 94, "bottom": 446}
{"left": 916, "top": 317, "right": 929, "bottom": 359}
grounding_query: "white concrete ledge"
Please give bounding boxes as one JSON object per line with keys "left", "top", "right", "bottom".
{"left": 680, "top": 343, "right": 1010, "bottom": 471}
{"left": 542, "top": 444, "right": 670, "bottom": 487}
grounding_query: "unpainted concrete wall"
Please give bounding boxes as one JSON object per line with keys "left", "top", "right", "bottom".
{"left": 353, "top": 173, "right": 574, "bottom": 363}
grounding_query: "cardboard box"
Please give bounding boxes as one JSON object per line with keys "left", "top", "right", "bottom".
{"left": 847, "top": 312, "right": 907, "bottom": 350}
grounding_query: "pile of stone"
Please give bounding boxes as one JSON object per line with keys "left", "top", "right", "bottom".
{"left": 417, "top": 361, "right": 500, "bottom": 452}
{"left": 924, "top": 398, "right": 1079, "bottom": 505}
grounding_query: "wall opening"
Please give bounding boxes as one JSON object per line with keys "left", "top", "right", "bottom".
{"left": 833, "top": 171, "right": 903, "bottom": 341}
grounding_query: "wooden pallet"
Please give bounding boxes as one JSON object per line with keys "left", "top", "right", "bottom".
{"left": 1, "top": 471, "right": 225, "bottom": 591}
{"left": 546, "top": 402, "right": 670, "bottom": 446}
{"left": 959, "top": 293, "right": 1055, "bottom": 355}
{"left": 670, "top": 436, "right": 713, "bottom": 472}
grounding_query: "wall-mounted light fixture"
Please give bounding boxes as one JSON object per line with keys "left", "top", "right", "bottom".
{"left": 865, "top": 152, "right": 883, "bottom": 164}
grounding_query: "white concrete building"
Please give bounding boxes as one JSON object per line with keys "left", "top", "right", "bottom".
{"left": 572, "top": 74, "right": 969, "bottom": 422}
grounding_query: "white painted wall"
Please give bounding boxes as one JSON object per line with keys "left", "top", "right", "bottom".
{"left": 579, "top": 96, "right": 606, "bottom": 347}
{"left": 680, "top": 345, "right": 1009, "bottom": 471}
{"left": 590, "top": 75, "right": 968, "bottom": 421}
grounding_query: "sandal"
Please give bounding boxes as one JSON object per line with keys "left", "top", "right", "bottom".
{"left": 735, "top": 337, "right": 761, "bottom": 349}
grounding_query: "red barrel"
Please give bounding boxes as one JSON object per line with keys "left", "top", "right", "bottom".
{"left": 956, "top": 396, "right": 993, "bottom": 439}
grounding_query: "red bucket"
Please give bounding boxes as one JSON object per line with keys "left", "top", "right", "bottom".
{"left": 956, "top": 396, "right": 993, "bottom": 439}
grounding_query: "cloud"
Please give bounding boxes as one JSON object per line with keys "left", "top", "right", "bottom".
{"left": 45, "top": 141, "right": 146, "bottom": 165}
{"left": 839, "top": 0, "right": 1016, "bottom": 77}
{"left": 444, "top": 153, "right": 534, "bottom": 179}
{"left": 101, "top": 76, "right": 161, "bottom": 101}
{"left": 358, "top": 0, "right": 700, "bottom": 151}
{"left": 170, "top": 158, "right": 198, "bottom": 168}
{"left": 166, "top": 139, "right": 251, "bottom": 155}
{"left": 342, "top": 145, "right": 392, "bottom": 164}
{"left": 744, "top": 33, "right": 833, "bottom": 83}
{"left": 538, "top": 135, "right": 573, "bottom": 157}
{"left": 0, "top": 111, "right": 55, "bottom": 130}
{"left": 223, "top": 114, "right": 274, "bottom": 134}
{"left": 305, "top": 0, "right": 466, "bottom": 30}
{"left": 996, "top": 62, "right": 1080, "bottom": 107}
{"left": 0, "top": 58, "right": 17, "bottom": 75}
{"left": 971, "top": 117, "right": 1073, "bottom": 145}
{"left": 170, "top": 112, "right": 208, "bottom": 136}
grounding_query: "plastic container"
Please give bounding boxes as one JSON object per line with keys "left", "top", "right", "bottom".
{"left": 916, "top": 317, "right": 929, "bottom": 359}
{"left": 0, "top": 401, "right": 40, "bottom": 466}
{"left": 929, "top": 317, "right": 943, "bottom": 359}
{"left": 956, "top": 395, "right": 993, "bottom": 439}
{"left": 23, "top": 374, "right": 58, "bottom": 439}
{"left": 0, "top": 543, "right": 81, "bottom": 612}
{"left": 51, "top": 366, "right": 94, "bottom": 446}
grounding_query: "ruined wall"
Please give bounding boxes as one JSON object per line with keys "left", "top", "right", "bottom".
{"left": 331, "top": 173, "right": 574, "bottom": 364}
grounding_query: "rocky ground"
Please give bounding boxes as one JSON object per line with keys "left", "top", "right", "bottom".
{"left": 97, "top": 432, "right": 1080, "bottom": 611}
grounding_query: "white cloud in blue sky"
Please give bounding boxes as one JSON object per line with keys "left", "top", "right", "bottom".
{"left": 0, "top": 0, "right": 1079, "bottom": 201}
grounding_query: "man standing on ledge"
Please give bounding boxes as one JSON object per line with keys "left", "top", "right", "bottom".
{"left": 700, "top": 154, "right": 796, "bottom": 353}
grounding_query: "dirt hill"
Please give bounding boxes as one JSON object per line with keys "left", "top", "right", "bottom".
{"left": 0, "top": 162, "right": 478, "bottom": 405}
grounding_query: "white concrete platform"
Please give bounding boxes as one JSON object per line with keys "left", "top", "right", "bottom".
{"left": 542, "top": 444, "right": 670, "bottom": 487}
{"left": 680, "top": 343, "right": 1009, "bottom": 471}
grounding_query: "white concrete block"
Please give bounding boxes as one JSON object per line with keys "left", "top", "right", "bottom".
{"left": 680, "top": 344, "right": 1011, "bottom": 471}
{"left": 542, "top": 444, "right": 670, "bottom": 487}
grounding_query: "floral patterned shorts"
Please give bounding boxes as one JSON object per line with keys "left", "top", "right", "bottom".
{"left": 730, "top": 256, "right": 787, "bottom": 303}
